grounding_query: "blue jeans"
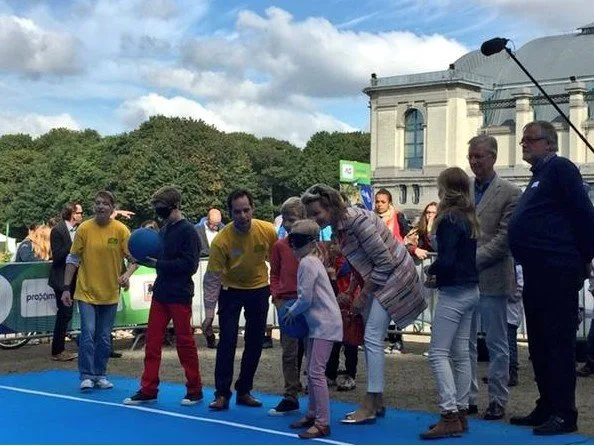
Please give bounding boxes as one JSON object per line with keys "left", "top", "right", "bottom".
{"left": 469, "top": 294, "right": 510, "bottom": 407}
{"left": 78, "top": 301, "right": 118, "bottom": 381}
{"left": 429, "top": 285, "right": 479, "bottom": 413}
{"left": 363, "top": 298, "right": 392, "bottom": 393}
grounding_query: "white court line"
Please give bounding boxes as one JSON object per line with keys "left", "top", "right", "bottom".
{"left": 0, "top": 385, "right": 352, "bottom": 446}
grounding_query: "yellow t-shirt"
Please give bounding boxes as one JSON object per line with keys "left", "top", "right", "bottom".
{"left": 207, "top": 219, "right": 277, "bottom": 289}
{"left": 70, "top": 219, "right": 131, "bottom": 305}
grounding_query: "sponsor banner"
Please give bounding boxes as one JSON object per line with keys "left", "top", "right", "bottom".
{"left": 0, "top": 260, "right": 277, "bottom": 333}
{"left": 20, "top": 279, "right": 57, "bottom": 318}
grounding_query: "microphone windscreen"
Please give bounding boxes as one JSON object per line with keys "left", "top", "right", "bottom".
{"left": 480, "top": 38, "right": 509, "bottom": 56}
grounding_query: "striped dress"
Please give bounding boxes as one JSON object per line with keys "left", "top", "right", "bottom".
{"left": 335, "top": 207, "right": 427, "bottom": 328}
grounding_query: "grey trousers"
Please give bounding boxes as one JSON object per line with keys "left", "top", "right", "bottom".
{"left": 469, "top": 294, "right": 510, "bottom": 407}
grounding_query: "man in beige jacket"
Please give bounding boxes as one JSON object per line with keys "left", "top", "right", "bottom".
{"left": 467, "top": 135, "right": 522, "bottom": 420}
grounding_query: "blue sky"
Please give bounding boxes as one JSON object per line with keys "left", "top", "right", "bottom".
{"left": 0, "top": 0, "right": 591, "bottom": 146}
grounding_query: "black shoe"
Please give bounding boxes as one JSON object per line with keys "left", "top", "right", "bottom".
{"left": 268, "top": 396, "right": 299, "bottom": 416}
{"left": 533, "top": 415, "right": 577, "bottom": 436}
{"left": 110, "top": 351, "right": 123, "bottom": 358}
{"left": 468, "top": 404, "right": 478, "bottom": 415}
{"left": 123, "top": 391, "right": 157, "bottom": 405}
{"left": 262, "top": 336, "right": 273, "bottom": 349}
{"left": 205, "top": 333, "right": 217, "bottom": 349}
{"left": 577, "top": 361, "right": 594, "bottom": 377}
{"left": 483, "top": 402, "right": 505, "bottom": 420}
{"left": 236, "top": 392, "right": 262, "bottom": 407}
{"left": 482, "top": 376, "right": 489, "bottom": 384}
{"left": 510, "top": 408, "right": 549, "bottom": 426}
{"left": 508, "top": 368, "right": 518, "bottom": 387}
{"left": 181, "top": 390, "right": 203, "bottom": 406}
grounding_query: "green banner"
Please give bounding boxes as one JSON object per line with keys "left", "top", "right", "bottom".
{"left": 339, "top": 160, "right": 371, "bottom": 185}
{"left": 0, "top": 262, "right": 157, "bottom": 333}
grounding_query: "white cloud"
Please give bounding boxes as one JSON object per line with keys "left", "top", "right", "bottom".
{"left": 472, "top": 0, "right": 592, "bottom": 30}
{"left": 0, "top": 15, "right": 81, "bottom": 76}
{"left": 143, "top": 67, "right": 266, "bottom": 101}
{"left": 117, "top": 93, "right": 229, "bottom": 131}
{"left": 117, "top": 93, "right": 354, "bottom": 147}
{"left": 181, "top": 7, "right": 468, "bottom": 99}
{"left": 0, "top": 112, "right": 80, "bottom": 136}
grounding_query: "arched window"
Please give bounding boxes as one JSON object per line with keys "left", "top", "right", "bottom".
{"left": 412, "top": 185, "right": 420, "bottom": 204}
{"left": 404, "top": 109, "right": 424, "bottom": 169}
{"left": 399, "top": 185, "right": 407, "bottom": 205}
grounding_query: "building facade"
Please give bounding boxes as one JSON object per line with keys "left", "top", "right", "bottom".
{"left": 364, "top": 23, "right": 594, "bottom": 215}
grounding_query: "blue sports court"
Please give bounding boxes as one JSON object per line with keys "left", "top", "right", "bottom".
{"left": 1, "top": 370, "right": 592, "bottom": 445}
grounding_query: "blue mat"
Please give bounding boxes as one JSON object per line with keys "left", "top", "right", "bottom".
{"left": 0, "top": 370, "right": 591, "bottom": 445}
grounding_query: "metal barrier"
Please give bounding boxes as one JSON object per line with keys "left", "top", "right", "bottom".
{"left": 398, "top": 255, "right": 593, "bottom": 343}
{"left": 0, "top": 260, "right": 279, "bottom": 345}
{"left": 1, "top": 256, "right": 592, "bottom": 344}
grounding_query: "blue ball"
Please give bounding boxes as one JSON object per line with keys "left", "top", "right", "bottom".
{"left": 128, "top": 228, "right": 162, "bottom": 261}
{"left": 277, "top": 304, "right": 309, "bottom": 339}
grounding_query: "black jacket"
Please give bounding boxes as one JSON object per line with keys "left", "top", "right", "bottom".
{"left": 427, "top": 211, "right": 478, "bottom": 288}
{"left": 152, "top": 219, "right": 200, "bottom": 304}
{"left": 48, "top": 221, "right": 76, "bottom": 291}
{"left": 509, "top": 155, "right": 594, "bottom": 273}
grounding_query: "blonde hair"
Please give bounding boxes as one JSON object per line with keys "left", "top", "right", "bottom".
{"left": 301, "top": 184, "right": 347, "bottom": 228}
{"left": 435, "top": 167, "right": 480, "bottom": 239}
{"left": 32, "top": 225, "right": 52, "bottom": 261}
{"left": 280, "top": 197, "right": 305, "bottom": 218}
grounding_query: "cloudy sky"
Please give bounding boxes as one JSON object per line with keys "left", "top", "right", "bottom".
{"left": 0, "top": 0, "right": 591, "bottom": 146}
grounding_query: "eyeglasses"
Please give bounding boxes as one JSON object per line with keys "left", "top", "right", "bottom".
{"left": 519, "top": 136, "right": 547, "bottom": 146}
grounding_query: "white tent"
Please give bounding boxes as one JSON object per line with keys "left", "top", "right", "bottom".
{"left": 0, "top": 232, "right": 17, "bottom": 254}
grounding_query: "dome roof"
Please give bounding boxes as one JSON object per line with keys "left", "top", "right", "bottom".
{"left": 454, "top": 24, "right": 594, "bottom": 87}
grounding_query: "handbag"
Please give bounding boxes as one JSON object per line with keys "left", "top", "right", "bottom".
{"left": 342, "top": 310, "right": 365, "bottom": 346}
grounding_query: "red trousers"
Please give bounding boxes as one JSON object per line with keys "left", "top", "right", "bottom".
{"left": 141, "top": 300, "right": 202, "bottom": 396}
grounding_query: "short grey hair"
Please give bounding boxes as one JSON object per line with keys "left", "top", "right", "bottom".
{"left": 524, "top": 121, "right": 558, "bottom": 152}
{"left": 468, "top": 134, "right": 498, "bottom": 159}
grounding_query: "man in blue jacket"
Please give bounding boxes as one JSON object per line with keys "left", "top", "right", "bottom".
{"left": 508, "top": 121, "right": 594, "bottom": 435}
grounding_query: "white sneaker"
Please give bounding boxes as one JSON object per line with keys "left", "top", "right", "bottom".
{"left": 94, "top": 378, "right": 114, "bottom": 389}
{"left": 80, "top": 379, "right": 94, "bottom": 391}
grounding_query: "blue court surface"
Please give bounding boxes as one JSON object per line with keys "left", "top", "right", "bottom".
{"left": 0, "top": 370, "right": 592, "bottom": 445}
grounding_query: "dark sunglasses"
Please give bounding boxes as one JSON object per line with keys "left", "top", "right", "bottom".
{"left": 288, "top": 233, "right": 315, "bottom": 249}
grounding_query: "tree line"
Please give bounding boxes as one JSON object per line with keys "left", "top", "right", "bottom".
{"left": 0, "top": 116, "right": 370, "bottom": 239}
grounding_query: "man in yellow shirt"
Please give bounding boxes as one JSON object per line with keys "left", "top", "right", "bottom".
{"left": 61, "top": 191, "right": 137, "bottom": 391}
{"left": 202, "top": 189, "right": 277, "bottom": 410}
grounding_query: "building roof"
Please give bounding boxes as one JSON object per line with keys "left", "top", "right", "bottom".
{"left": 366, "top": 23, "right": 594, "bottom": 127}
{"left": 454, "top": 30, "right": 594, "bottom": 86}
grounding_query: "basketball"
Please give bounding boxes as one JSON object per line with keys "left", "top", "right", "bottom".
{"left": 277, "top": 304, "right": 309, "bottom": 339}
{"left": 128, "top": 228, "right": 162, "bottom": 261}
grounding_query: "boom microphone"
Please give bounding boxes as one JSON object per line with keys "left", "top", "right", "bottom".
{"left": 480, "top": 38, "right": 509, "bottom": 56}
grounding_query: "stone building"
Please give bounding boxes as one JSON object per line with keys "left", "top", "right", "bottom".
{"left": 364, "top": 23, "right": 594, "bottom": 215}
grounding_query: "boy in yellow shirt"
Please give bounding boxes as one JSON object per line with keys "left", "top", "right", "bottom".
{"left": 62, "top": 191, "right": 137, "bottom": 391}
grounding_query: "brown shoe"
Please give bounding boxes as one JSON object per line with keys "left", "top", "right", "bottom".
{"left": 209, "top": 395, "right": 229, "bottom": 411}
{"left": 298, "top": 424, "right": 330, "bottom": 439}
{"left": 458, "top": 409, "right": 469, "bottom": 432}
{"left": 429, "top": 409, "right": 468, "bottom": 432}
{"left": 290, "top": 417, "right": 316, "bottom": 429}
{"left": 51, "top": 351, "right": 78, "bottom": 362}
{"left": 420, "top": 412, "right": 464, "bottom": 440}
{"left": 236, "top": 392, "right": 262, "bottom": 407}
